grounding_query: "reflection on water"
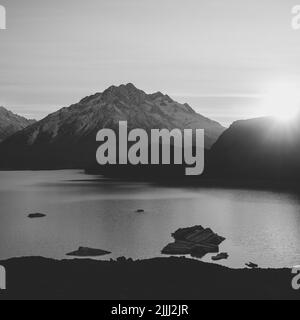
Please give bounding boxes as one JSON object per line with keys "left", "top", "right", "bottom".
{"left": 0, "top": 170, "right": 300, "bottom": 268}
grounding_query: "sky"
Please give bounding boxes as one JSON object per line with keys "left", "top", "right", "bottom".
{"left": 0, "top": 0, "right": 300, "bottom": 126}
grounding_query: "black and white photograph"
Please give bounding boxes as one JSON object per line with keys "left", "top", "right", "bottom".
{"left": 1, "top": 0, "right": 300, "bottom": 303}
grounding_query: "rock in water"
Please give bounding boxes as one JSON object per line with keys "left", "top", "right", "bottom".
{"left": 246, "top": 262, "right": 259, "bottom": 269}
{"left": 212, "top": 253, "right": 229, "bottom": 261}
{"left": 162, "top": 241, "right": 196, "bottom": 256}
{"left": 66, "top": 247, "right": 111, "bottom": 257}
{"left": 28, "top": 213, "right": 46, "bottom": 219}
{"left": 162, "top": 225, "right": 225, "bottom": 259}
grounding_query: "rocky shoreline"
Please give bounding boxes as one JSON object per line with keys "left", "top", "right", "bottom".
{"left": 0, "top": 256, "right": 299, "bottom": 300}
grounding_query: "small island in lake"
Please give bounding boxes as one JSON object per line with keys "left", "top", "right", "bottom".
{"left": 27, "top": 213, "right": 46, "bottom": 219}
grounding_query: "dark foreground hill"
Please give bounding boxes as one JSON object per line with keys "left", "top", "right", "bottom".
{"left": 206, "top": 116, "right": 300, "bottom": 182}
{"left": 0, "top": 84, "right": 225, "bottom": 170}
{"left": 0, "top": 256, "right": 298, "bottom": 300}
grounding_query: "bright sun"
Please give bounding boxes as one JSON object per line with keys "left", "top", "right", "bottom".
{"left": 262, "top": 83, "right": 300, "bottom": 122}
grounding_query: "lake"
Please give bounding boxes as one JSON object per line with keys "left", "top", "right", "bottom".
{"left": 0, "top": 170, "right": 300, "bottom": 268}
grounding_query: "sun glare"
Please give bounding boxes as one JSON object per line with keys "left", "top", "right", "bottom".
{"left": 262, "top": 83, "right": 300, "bottom": 122}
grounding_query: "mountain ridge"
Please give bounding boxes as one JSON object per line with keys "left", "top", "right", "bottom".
{"left": 206, "top": 115, "right": 300, "bottom": 181}
{"left": 0, "top": 106, "right": 36, "bottom": 142}
{"left": 0, "top": 83, "right": 225, "bottom": 170}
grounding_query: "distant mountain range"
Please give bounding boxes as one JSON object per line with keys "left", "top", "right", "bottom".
{"left": 207, "top": 117, "right": 300, "bottom": 181}
{"left": 0, "top": 83, "right": 225, "bottom": 170}
{"left": 0, "top": 107, "right": 35, "bottom": 143}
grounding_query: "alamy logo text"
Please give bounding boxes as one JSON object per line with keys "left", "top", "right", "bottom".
{"left": 292, "top": 5, "right": 300, "bottom": 30}
{"left": 96, "top": 121, "right": 205, "bottom": 176}
{"left": 0, "top": 5, "right": 6, "bottom": 30}
{"left": 0, "top": 265, "right": 6, "bottom": 290}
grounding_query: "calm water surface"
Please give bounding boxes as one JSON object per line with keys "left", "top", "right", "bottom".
{"left": 0, "top": 170, "right": 300, "bottom": 268}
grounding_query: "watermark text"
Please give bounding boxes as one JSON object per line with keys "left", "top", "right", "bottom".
{"left": 292, "top": 5, "right": 300, "bottom": 30}
{"left": 96, "top": 121, "right": 205, "bottom": 176}
{"left": 0, "top": 5, "right": 6, "bottom": 30}
{"left": 292, "top": 265, "right": 300, "bottom": 290}
{"left": 0, "top": 265, "right": 6, "bottom": 290}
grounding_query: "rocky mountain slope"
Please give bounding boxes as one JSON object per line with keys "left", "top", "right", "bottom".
{"left": 0, "top": 107, "right": 35, "bottom": 142}
{"left": 0, "top": 83, "right": 225, "bottom": 170}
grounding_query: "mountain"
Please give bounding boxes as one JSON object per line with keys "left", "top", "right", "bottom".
{"left": 0, "top": 83, "right": 225, "bottom": 170}
{"left": 206, "top": 116, "right": 300, "bottom": 181}
{"left": 0, "top": 107, "right": 35, "bottom": 142}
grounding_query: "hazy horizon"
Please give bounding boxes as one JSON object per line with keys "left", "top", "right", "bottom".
{"left": 1, "top": 0, "right": 300, "bottom": 126}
